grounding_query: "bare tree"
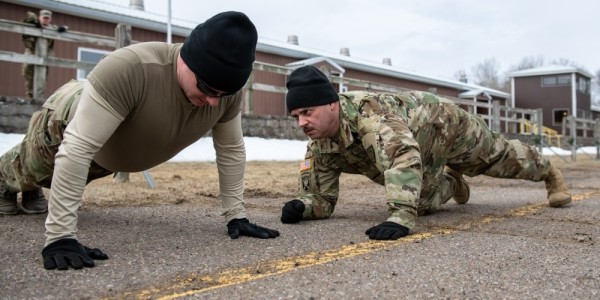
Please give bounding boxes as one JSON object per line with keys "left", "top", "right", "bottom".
{"left": 507, "top": 55, "right": 545, "bottom": 73}
{"left": 551, "top": 57, "right": 581, "bottom": 68}
{"left": 453, "top": 69, "right": 468, "bottom": 83}
{"left": 470, "top": 58, "right": 505, "bottom": 91}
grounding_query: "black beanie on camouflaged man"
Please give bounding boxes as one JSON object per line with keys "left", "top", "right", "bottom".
{"left": 180, "top": 11, "right": 257, "bottom": 93}
{"left": 285, "top": 66, "right": 339, "bottom": 112}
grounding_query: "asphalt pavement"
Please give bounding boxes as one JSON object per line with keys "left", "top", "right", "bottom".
{"left": 1, "top": 169, "right": 599, "bottom": 299}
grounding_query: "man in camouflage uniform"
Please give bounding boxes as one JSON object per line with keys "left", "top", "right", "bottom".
{"left": 22, "top": 9, "right": 67, "bottom": 98}
{"left": 0, "top": 12, "right": 279, "bottom": 271}
{"left": 280, "top": 66, "right": 571, "bottom": 240}
{"left": 0, "top": 11, "right": 67, "bottom": 215}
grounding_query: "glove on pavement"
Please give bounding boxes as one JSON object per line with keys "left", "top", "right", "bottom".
{"left": 280, "top": 199, "right": 305, "bottom": 223}
{"left": 365, "top": 222, "right": 410, "bottom": 240}
{"left": 42, "top": 239, "right": 108, "bottom": 270}
{"left": 227, "top": 218, "right": 280, "bottom": 239}
{"left": 84, "top": 245, "right": 109, "bottom": 260}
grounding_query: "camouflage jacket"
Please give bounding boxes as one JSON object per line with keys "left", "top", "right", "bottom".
{"left": 22, "top": 12, "right": 57, "bottom": 52}
{"left": 297, "top": 90, "right": 464, "bottom": 229}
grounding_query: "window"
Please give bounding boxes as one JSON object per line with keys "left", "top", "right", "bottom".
{"left": 552, "top": 108, "right": 569, "bottom": 126}
{"left": 557, "top": 75, "right": 571, "bottom": 85}
{"left": 77, "top": 47, "right": 111, "bottom": 80}
{"left": 542, "top": 76, "right": 557, "bottom": 86}
{"left": 577, "top": 77, "right": 590, "bottom": 94}
{"left": 577, "top": 109, "right": 591, "bottom": 119}
{"left": 542, "top": 75, "right": 571, "bottom": 87}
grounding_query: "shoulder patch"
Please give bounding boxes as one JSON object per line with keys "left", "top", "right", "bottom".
{"left": 300, "top": 159, "right": 312, "bottom": 171}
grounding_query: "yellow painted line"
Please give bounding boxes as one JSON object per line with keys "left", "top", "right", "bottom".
{"left": 117, "top": 231, "right": 444, "bottom": 300}
{"left": 114, "top": 191, "right": 599, "bottom": 300}
{"left": 153, "top": 232, "right": 442, "bottom": 300}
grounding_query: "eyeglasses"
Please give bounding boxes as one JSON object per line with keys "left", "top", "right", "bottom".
{"left": 195, "top": 75, "right": 236, "bottom": 98}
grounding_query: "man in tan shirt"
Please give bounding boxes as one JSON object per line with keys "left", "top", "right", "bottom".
{"left": 0, "top": 11, "right": 279, "bottom": 270}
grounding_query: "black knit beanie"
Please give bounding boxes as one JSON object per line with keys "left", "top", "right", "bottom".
{"left": 286, "top": 66, "right": 339, "bottom": 112}
{"left": 181, "top": 11, "right": 257, "bottom": 92}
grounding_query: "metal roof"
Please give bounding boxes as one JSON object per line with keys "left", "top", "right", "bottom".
{"left": 6, "top": 0, "right": 196, "bottom": 36}
{"left": 458, "top": 89, "right": 491, "bottom": 99}
{"left": 508, "top": 65, "right": 594, "bottom": 78}
{"left": 285, "top": 57, "right": 345, "bottom": 74}
{"left": 9, "top": 0, "right": 510, "bottom": 99}
{"left": 259, "top": 38, "right": 510, "bottom": 98}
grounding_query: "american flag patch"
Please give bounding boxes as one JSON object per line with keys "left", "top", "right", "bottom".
{"left": 300, "top": 159, "right": 312, "bottom": 171}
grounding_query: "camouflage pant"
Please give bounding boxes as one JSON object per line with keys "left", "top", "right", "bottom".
{"left": 0, "top": 107, "right": 112, "bottom": 194}
{"left": 416, "top": 106, "right": 551, "bottom": 214}
{"left": 22, "top": 48, "right": 50, "bottom": 98}
{"left": 22, "top": 63, "right": 34, "bottom": 98}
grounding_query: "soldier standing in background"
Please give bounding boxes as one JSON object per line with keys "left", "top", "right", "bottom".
{"left": 22, "top": 9, "right": 68, "bottom": 98}
{"left": 280, "top": 66, "right": 572, "bottom": 240}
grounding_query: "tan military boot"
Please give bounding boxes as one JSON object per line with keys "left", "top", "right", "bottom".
{"left": 21, "top": 189, "right": 48, "bottom": 214}
{"left": 0, "top": 187, "right": 18, "bottom": 215}
{"left": 545, "top": 166, "right": 571, "bottom": 207}
{"left": 444, "top": 167, "right": 470, "bottom": 204}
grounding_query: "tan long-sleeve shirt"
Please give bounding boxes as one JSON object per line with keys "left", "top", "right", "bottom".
{"left": 45, "top": 42, "right": 246, "bottom": 245}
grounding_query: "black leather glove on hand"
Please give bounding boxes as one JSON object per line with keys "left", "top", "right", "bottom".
{"left": 57, "top": 25, "right": 68, "bottom": 33}
{"left": 42, "top": 239, "right": 108, "bottom": 270}
{"left": 227, "top": 218, "right": 280, "bottom": 239}
{"left": 365, "top": 222, "right": 410, "bottom": 240}
{"left": 280, "top": 199, "right": 305, "bottom": 223}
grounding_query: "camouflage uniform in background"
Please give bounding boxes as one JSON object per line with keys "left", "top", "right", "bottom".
{"left": 22, "top": 11, "right": 57, "bottom": 98}
{"left": 0, "top": 81, "right": 112, "bottom": 195}
{"left": 297, "top": 91, "right": 551, "bottom": 229}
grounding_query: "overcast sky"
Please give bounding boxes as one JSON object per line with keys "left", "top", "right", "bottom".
{"left": 100, "top": 0, "right": 599, "bottom": 81}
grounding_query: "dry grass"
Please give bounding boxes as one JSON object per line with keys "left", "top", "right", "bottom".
{"left": 80, "top": 160, "right": 374, "bottom": 209}
{"left": 78, "top": 154, "right": 600, "bottom": 209}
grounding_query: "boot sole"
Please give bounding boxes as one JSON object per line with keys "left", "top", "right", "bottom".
{"left": 548, "top": 191, "right": 572, "bottom": 207}
{"left": 549, "top": 198, "right": 572, "bottom": 207}
{"left": 21, "top": 207, "right": 47, "bottom": 214}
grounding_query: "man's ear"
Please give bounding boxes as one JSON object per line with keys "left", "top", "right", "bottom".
{"left": 329, "top": 101, "right": 339, "bottom": 111}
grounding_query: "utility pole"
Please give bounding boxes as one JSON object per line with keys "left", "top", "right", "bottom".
{"left": 167, "top": 0, "right": 172, "bottom": 43}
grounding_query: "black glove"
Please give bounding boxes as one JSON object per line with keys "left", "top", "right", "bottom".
{"left": 365, "top": 222, "right": 410, "bottom": 240}
{"left": 84, "top": 246, "right": 109, "bottom": 260}
{"left": 33, "top": 20, "right": 42, "bottom": 28}
{"left": 281, "top": 199, "right": 305, "bottom": 223}
{"left": 57, "top": 25, "right": 68, "bottom": 33}
{"left": 41, "top": 239, "right": 108, "bottom": 270}
{"left": 227, "top": 218, "right": 280, "bottom": 239}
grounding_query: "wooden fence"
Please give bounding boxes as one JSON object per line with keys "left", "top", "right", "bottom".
{"left": 0, "top": 18, "right": 114, "bottom": 100}
{"left": 562, "top": 116, "right": 600, "bottom": 161}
